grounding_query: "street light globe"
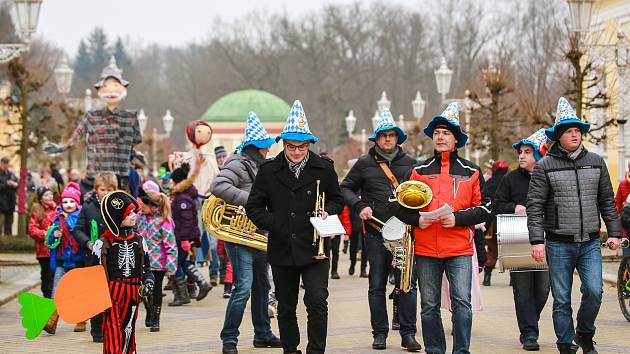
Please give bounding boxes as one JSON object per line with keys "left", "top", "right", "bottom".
{"left": 84, "top": 89, "right": 93, "bottom": 111}
{"left": 54, "top": 57, "right": 74, "bottom": 95}
{"left": 567, "top": 0, "right": 595, "bottom": 33}
{"left": 434, "top": 57, "right": 453, "bottom": 100}
{"left": 14, "top": 0, "right": 43, "bottom": 43}
{"left": 371, "top": 110, "right": 380, "bottom": 131}
{"left": 398, "top": 114, "right": 405, "bottom": 131}
{"left": 137, "top": 109, "right": 148, "bottom": 134}
{"left": 345, "top": 110, "right": 357, "bottom": 136}
{"left": 162, "top": 109, "right": 175, "bottom": 136}
{"left": 412, "top": 91, "right": 426, "bottom": 121}
{"left": 377, "top": 91, "right": 391, "bottom": 113}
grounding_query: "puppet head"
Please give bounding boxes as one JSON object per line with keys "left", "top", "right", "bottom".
{"left": 94, "top": 60, "right": 129, "bottom": 107}
{"left": 185, "top": 120, "right": 213, "bottom": 149}
{"left": 60, "top": 182, "right": 81, "bottom": 214}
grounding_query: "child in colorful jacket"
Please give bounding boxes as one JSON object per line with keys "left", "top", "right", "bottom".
{"left": 44, "top": 181, "right": 84, "bottom": 334}
{"left": 137, "top": 182, "right": 177, "bottom": 332}
{"left": 27, "top": 187, "right": 57, "bottom": 299}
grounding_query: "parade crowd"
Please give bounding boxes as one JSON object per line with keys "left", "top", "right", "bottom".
{"left": 4, "top": 60, "right": 630, "bottom": 354}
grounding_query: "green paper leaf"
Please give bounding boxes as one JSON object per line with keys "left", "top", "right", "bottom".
{"left": 18, "top": 292, "right": 56, "bottom": 340}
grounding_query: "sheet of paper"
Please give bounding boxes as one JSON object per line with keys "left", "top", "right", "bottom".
{"left": 419, "top": 204, "right": 453, "bottom": 219}
{"left": 309, "top": 215, "right": 346, "bottom": 237}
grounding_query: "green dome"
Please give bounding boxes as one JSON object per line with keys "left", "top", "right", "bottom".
{"left": 202, "top": 90, "right": 290, "bottom": 122}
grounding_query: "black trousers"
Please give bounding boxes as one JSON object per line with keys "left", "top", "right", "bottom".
{"left": 349, "top": 231, "right": 367, "bottom": 270}
{"left": 37, "top": 257, "right": 53, "bottom": 299}
{"left": 0, "top": 211, "right": 14, "bottom": 236}
{"left": 271, "top": 261, "right": 329, "bottom": 354}
{"left": 511, "top": 271, "right": 550, "bottom": 341}
{"left": 152, "top": 270, "right": 166, "bottom": 307}
{"left": 328, "top": 236, "right": 341, "bottom": 274}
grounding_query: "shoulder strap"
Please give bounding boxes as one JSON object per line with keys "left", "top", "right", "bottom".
{"left": 375, "top": 158, "right": 399, "bottom": 189}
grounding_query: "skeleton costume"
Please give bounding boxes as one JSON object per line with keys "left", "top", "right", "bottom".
{"left": 98, "top": 191, "right": 154, "bottom": 354}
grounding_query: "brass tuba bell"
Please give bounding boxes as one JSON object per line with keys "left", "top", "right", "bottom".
{"left": 395, "top": 180, "right": 432, "bottom": 209}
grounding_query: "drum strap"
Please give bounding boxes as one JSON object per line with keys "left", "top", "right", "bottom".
{"left": 376, "top": 159, "right": 399, "bottom": 189}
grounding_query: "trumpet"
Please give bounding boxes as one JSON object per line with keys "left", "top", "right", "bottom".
{"left": 312, "top": 180, "right": 327, "bottom": 260}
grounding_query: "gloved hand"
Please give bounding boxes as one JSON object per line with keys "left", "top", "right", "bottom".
{"left": 142, "top": 277, "right": 154, "bottom": 298}
{"left": 42, "top": 142, "right": 67, "bottom": 155}
{"left": 91, "top": 239, "right": 103, "bottom": 258}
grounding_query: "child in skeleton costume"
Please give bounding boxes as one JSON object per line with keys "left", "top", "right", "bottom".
{"left": 97, "top": 191, "right": 154, "bottom": 354}
{"left": 44, "top": 58, "right": 142, "bottom": 192}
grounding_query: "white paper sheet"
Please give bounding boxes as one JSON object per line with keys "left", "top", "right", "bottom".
{"left": 309, "top": 215, "right": 346, "bottom": 237}
{"left": 419, "top": 204, "right": 453, "bottom": 219}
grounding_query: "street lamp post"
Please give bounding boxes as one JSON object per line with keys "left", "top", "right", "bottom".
{"left": 412, "top": 91, "right": 426, "bottom": 124}
{"left": 377, "top": 91, "right": 391, "bottom": 113}
{"left": 143, "top": 110, "right": 175, "bottom": 176}
{"left": 371, "top": 110, "right": 380, "bottom": 131}
{"left": 566, "top": 0, "right": 596, "bottom": 33}
{"left": 0, "top": 0, "right": 43, "bottom": 63}
{"left": 434, "top": 57, "right": 453, "bottom": 103}
{"left": 344, "top": 110, "right": 368, "bottom": 154}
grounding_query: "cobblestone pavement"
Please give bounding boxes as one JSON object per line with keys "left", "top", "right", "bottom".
{"left": 0, "top": 257, "right": 628, "bottom": 354}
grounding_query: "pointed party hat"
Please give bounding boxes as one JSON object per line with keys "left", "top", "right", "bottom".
{"left": 368, "top": 108, "right": 407, "bottom": 144}
{"left": 513, "top": 128, "right": 548, "bottom": 161}
{"left": 276, "top": 100, "right": 318, "bottom": 143}
{"left": 423, "top": 101, "right": 468, "bottom": 148}
{"left": 544, "top": 97, "right": 590, "bottom": 141}
{"left": 237, "top": 112, "right": 275, "bottom": 153}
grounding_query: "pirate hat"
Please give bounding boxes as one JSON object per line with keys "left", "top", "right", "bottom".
{"left": 100, "top": 190, "right": 138, "bottom": 238}
{"left": 423, "top": 102, "right": 468, "bottom": 149}
{"left": 368, "top": 108, "right": 407, "bottom": 144}
{"left": 276, "top": 100, "right": 318, "bottom": 143}
{"left": 544, "top": 97, "right": 590, "bottom": 141}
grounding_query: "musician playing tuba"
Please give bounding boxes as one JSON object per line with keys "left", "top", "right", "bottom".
{"left": 246, "top": 100, "right": 344, "bottom": 354}
{"left": 389, "top": 102, "right": 491, "bottom": 354}
{"left": 340, "top": 108, "right": 420, "bottom": 352}
{"left": 209, "top": 112, "right": 281, "bottom": 354}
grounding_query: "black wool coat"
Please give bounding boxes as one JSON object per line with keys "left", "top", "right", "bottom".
{"left": 246, "top": 151, "right": 344, "bottom": 266}
{"left": 73, "top": 192, "right": 109, "bottom": 266}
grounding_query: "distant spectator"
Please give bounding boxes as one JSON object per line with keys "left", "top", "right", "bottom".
{"left": 0, "top": 156, "right": 18, "bottom": 236}
{"left": 615, "top": 161, "right": 630, "bottom": 256}
{"left": 68, "top": 169, "right": 81, "bottom": 184}
{"left": 214, "top": 146, "right": 228, "bottom": 168}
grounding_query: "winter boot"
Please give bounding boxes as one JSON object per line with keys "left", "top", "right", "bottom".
{"left": 150, "top": 306, "right": 161, "bottom": 332}
{"left": 44, "top": 311, "right": 59, "bottom": 334}
{"left": 348, "top": 260, "right": 356, "bottom": 275}
{"left": 168, "top": 275, "right": 191, "bottom": 306}
{"left": 73, "top": 321, "right": 87, "bottom": 332}
{"left": 483, "top": 267, "right": 492, "bottom": 286}
{"left": 188, "top": 283, "right": 199, "bottom": 300}
{"left": 186, "top": 264, "right": 212, "bottom": 301}
{"left": 575, "top": 332, "right": 598, "bottom": 354}
{"left": 144, "top": 302, "right": 154, "bottom": 327}
{"left": 223, "top": 282, "right": 232, "bottom": 298}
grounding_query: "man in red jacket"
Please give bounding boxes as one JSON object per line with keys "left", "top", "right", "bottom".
{"left": 390, "top": 102, "right": 491, "bottom": 354}
{"left": 615, "top": 161, "right": 630, "bottom": 256}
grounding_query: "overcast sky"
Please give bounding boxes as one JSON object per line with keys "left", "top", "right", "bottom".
{"left": 27, "top": 0, "right": 418, "bottom": 55}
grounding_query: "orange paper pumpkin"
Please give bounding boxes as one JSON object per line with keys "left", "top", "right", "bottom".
{"left": 54, "top": 265, "right": 112, "bottom": 323}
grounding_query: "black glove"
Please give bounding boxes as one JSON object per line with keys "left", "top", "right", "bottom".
{"left": 142, "top": 277, "right": 154, "bottom": 298}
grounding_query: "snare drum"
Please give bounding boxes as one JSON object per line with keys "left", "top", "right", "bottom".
{"left": 496, "top": 214, "right": 548, "bottom": 272}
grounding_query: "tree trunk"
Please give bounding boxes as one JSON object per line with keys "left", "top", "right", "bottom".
{"left": 16, "top": 69, "right": 29, "bottom": 238}
{"left": 490, "top": 90, "right": 500, "bottom": 161}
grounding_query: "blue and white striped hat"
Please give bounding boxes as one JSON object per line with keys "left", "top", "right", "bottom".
{"left": 512, "top": 128, "right": 547, "bottom": 161}
{"left": 368, "top": 108, "right": 407, "bottom": 144}
{"left": 544, "top": 97, "right": 590, "bottom": 141}
{"left": 276, "top": 100, "right": 318, "bottom": 143}
{"left": 423, "top": 101, "right": 469, "bottom": 148}
{"left": 237, "top": 112, "right": 275, "bottom": 153}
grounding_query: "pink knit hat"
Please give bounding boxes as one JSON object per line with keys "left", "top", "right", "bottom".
{"left": 142, "top": 180, "right": 160, "bottom": 194}
{"left": 60, "top": 182, "right": 82, "bottom": 206}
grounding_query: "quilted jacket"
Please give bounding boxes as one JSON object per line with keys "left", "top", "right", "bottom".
{"left": 526, "top": 143, "right": 621, "bottom": 244}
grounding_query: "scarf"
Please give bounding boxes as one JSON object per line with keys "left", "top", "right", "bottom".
{"left": 285, "top": 151, "right": 310, "bottom": 179}
{"left": 375, "top": 145, "right": 399, "bottom": 163}
{"left": 558, "top": 143, "right": 584, "bottom": 160}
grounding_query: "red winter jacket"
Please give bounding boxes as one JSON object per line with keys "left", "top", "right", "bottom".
{"left": 390, "top": 151, "right": 491, "bottom": 258}
{"left": 615, "top": 177, "right": 630, "bottom": 237}
{"left": 28, "top": 203, "right": 57, "bottom": 258}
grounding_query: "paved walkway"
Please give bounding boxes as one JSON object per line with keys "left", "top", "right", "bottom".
{"left": 0, "top": 256, "right": 628, "bottom": 353}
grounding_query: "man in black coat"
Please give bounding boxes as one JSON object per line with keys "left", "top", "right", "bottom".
{"left": 0, "top": 156, "right": 18, "bottom": 237}
{"left": 246, "top": 100, "right": 344, "bottom": 354}
{"left": 340, "top": 108, "right": 420, "bottom": 352}
{"left": 493, "top": 129, "right": 550, "bottom": 351}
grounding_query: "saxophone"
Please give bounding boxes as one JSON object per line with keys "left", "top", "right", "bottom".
{"left": 201, "top": 196, "right": 268, "bottom": 251}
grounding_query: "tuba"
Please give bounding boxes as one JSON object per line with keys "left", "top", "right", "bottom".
{"left": 201, "top": 196, "right": 267, "bottom": 251}
{"left": 376, "top": 180, "right": 433, "bottom": 293}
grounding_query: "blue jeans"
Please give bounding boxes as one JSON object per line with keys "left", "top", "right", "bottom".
{"left": 175, "top": 241, "right": 192, "bottom": 277}
{"left": 416, "top": 255, "right": 472, "bottom": 354}
{"left": 363, "top": 231, "right": 417, "bottom": 337}
{"left": 196, "top": 228, "right": 210, "bottom": 263}
{"left": 510, "top": 271, "right": 550, "bottom": 341}
{"left": 209, "top": 235, "right": 219, "bottom": 277}
{"left": 220, "top": 243, "right": 273, "bottom": 345}
{"left": 546, "top": 239, "right": 602, "bottom": 349}
{"left": 52, "top": 266, "right": 68, "bottom": 297}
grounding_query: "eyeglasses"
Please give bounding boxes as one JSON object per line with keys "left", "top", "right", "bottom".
{"left": 285, "top": 143, "right": 310, "bottom": 152}
{"left": 378, "top": 132, "right": 397, "bottom": 139}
